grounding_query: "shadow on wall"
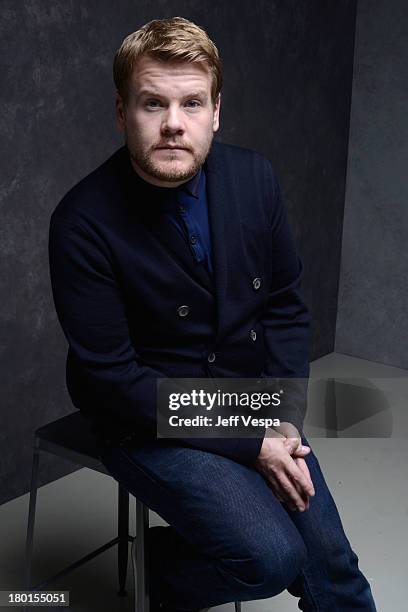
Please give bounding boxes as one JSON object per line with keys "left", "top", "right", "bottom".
{"left": 305, "top": 378, "right": 395, "bottom": 438}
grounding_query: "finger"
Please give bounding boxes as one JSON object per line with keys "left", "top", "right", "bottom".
{"left": 286, "top": 459, "right": 315, "bottom": 498}
{"left": 294, "top": 457, "right": 315, "bottom": 497}
{"left": 285, "top": 445, "right": 314, "bottom": 501}
{"left": 290, "top": 445, "right": 311, "bottom": 458}
{"left": 287, "top": 467, "right": 310, "bottom": 509}
{"left": 286, "top": 457, "right": 313, "bottom": 498}
{"left": 291, "top": 462, "right": 311, "bottom": 509}
{"left": 264, "top": 473, "right": 296, "bottom": 509}
{"left": 274, "top": 444, "right": 311, "bottom": 506}
{"left": 268, "top": 482, "right": 297, "bottom": 511}
{"left": 276, "top": 471, "right": 307, "bottom": 511}
{"left": 294, "top": 456, "right": 311, "bottom": 480}
{"left": 294, "top": 457, "right": 313, "bottom": 490}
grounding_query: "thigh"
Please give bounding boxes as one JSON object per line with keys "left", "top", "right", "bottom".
{"left": 100, "top": 438, "right": 306, "bottom": 566}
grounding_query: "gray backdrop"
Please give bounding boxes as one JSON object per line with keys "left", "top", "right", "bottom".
{"left": 1, "top": 1, "right": 357, "bottom": 504}
{"left": 336, "top": 0, "right": 408, "bottom": 369}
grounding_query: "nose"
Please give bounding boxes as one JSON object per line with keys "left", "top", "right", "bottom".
{"left": 161, "top": 104, "right": 184, "bottom": 135}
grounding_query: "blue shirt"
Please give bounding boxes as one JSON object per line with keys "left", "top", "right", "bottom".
{"left": 169, "top": 168, "right": 213, "bottom": 275}
{"left": 137, "top": 167, "right": 213, "bottom": 275}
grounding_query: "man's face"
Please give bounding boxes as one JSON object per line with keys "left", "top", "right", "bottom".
{"left": 116, "top": 55, "right": 221, "bottom": 187}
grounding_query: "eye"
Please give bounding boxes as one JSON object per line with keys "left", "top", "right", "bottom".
{"left": 185, "top": 100, "right": 201, "bottom": 108}
{"left": 145, "top": 99, "right": 162, "bottom": 108}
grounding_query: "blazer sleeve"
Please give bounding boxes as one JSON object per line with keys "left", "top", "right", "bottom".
{"left": 259, "top": 160, "right": 311, "bottom": 434}
{"left": 48, "top": 212, "right": 262, "bottom": 466}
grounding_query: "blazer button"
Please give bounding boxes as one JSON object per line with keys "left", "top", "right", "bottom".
{"left": 177, "top": 305, "right": 190, "bottom": 317}
{"left": 252, "top": 277, "right": 261, "bottom": 290}
{"left": 207, "top": 352, "right": 216, "bottom": 363}
{"left": 250, "top": 329, "right": 257, "bottom": 341}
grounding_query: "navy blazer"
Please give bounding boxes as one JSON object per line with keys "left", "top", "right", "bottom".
{"left": 49, "top": 141, "right": 311, "bottom": 466}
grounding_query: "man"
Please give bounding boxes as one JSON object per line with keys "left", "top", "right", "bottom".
{"left": 49, "top": 17, "right": 376, "bottom": 612}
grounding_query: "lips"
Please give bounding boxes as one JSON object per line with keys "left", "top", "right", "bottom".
{"left": 156, "top": 146, "right": 187, "bottom": 150}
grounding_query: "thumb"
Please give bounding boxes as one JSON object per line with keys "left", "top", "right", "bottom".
{"left": 292, "top": 445, "right": 311, "bottom": 457}
{"left": 283, "top": 438, "right": 310, "bottom": 456}
{"left": 283, "top": 436, "right": 301, "bottom": 454}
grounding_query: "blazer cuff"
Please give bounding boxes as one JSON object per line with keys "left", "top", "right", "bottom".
{"left": 274, "top": 410, "right": 304, "bottom": 435}
{"left": 233, "top": 435, "right": 265, "bottom": 466}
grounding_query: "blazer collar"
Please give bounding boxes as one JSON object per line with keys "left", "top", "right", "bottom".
{"left": 204, "top": 141, "right": 229, "bottom": 341}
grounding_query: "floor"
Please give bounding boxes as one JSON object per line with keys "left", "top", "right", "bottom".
{"left": 1, "top": 352, "right": 407, "bottom": 611}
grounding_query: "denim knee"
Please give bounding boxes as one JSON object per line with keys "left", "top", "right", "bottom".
{"left": 217, "top": 536, "right": 308, "bottom": 601}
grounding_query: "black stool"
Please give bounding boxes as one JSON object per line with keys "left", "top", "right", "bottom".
{"left": 24, "top": 411, "right": 242, "bottom": 612}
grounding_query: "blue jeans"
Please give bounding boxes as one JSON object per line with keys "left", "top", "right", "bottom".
{"left": 99, "top": 436, "right": 377, "bottom": 611}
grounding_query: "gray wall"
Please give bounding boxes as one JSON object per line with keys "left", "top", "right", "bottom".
{"left": 0, "top": 1, "right": 356, "bottom": 504}
{"left": 336, "top": 0, "right": 408, "bottom": 368}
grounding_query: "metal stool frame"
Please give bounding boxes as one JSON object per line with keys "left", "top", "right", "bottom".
{"left": 23, "top": 414, "right": 242, "bottom": 612}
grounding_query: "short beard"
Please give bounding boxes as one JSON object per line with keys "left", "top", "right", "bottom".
{"left": 128, "top": 135, "right": 213, "bottom": 183}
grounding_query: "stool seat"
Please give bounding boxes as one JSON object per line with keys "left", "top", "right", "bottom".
{"left": 35, "top": 411, "right": 107, "bottom": 474}
{"left": 37, "top": 410, "right": 99, "bottom": 455}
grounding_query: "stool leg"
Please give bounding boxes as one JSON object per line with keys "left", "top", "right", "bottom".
{"left": 132, "top": 500, "right": 149, "bottom": 612}
{"left": 22, "top": 442, "right": 40, "bottom": 612}
{"left": 24, "top": 441, "right": 40, "bottom": 591}
{"left": 234, "top": 603, "right": 242, "bottom": 612}
{"left": 117, "top": 484, "right": 129, "bottom": 596}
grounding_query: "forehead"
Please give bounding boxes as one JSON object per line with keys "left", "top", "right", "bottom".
{"left": 130, "top": 55, "right": 212, "bottom": 94}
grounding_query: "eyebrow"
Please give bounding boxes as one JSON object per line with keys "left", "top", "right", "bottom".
{"left": 138, "top": 89, "right": 208, "bottom": 100}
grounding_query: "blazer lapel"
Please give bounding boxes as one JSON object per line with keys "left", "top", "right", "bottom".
{"left": 205, "top": 143, "right": 237, "bottom": 343}
{"left": 205, "top": 141, "right": 257, "bottom": 345}
{"left": 146, "top": 214, "right": 214, "bottom": 294}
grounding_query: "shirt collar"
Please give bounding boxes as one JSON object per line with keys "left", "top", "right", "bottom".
{"left": 181, "top": 167, "right": 201, "bottom": 199}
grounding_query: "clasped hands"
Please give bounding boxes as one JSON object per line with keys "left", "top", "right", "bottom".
{"left": 254, "top": 421, "right": 315, "bottom": 512}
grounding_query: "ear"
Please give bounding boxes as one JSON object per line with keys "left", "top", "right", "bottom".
{"left": 212, "top": 93, "right": 221, "bottom": 132}
{"left": 115, "top": 92, "right": 126, "bottom": 132}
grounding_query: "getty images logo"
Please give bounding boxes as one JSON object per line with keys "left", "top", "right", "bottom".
{"left": 168, "top": 388, "right": 283, "bottom": 411}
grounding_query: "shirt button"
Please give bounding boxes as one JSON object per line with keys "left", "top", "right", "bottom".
{"left": 207, "top": 352, "right": 216, "bottom": 363}
{"left": 177, "top": 305, "right": 190, "bottom": 317}
{"left": 190, "top": 235, "right": 197, "bottom": 245}
{"left": 252, "top": 277, "right": 261, "bottom": 290}
{"left": 250, "top": 329, "right": 257, "bottom": 341}
{"left": 179, "top": 205, "right": 186, "bottom": 213}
